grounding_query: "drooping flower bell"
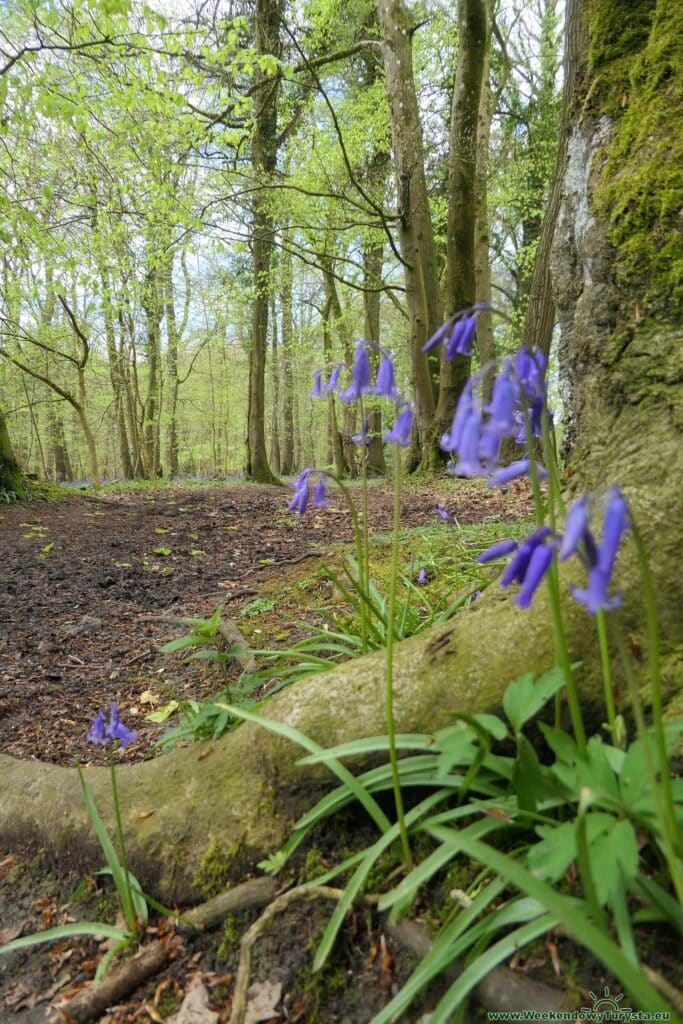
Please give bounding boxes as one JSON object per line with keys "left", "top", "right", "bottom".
{"left": 384, "top": 406, "right": 414, "bottom": 448}
{"left": 88, "top": 703, "right": 138, "bottom": 748}
{"left": 372, "top": 356, "right": 399, "bottom": 400}
{"left": 339, "top": 341, "right": 372, "bottom": 404}
{"left": 571, "top": 489, "right": 629, "bottom": 613}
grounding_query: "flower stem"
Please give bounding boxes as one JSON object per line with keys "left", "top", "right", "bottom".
{"left": 385, "top": 444, "right": 412, "bottom": 869}
{"left": 526, "top": 417, "right": 586, "bottom": 754}
{"left": 328, "top": 472, "right": 368, "bottom": 654}
{"left": 109, "top": 749, "right": 137, "bottom": 933}
{"left": 596, "top": 608, "right": 618, "bottom": 742}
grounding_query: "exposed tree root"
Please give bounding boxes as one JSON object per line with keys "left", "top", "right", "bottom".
{"left": 178, "top": 876, "right": 278, "bottom": 935}
{"left": 229, "top": 884, "right": 345, "bottom": 1024}
{"left": 48, "top": 937, "right": 180, "bottom": 1024}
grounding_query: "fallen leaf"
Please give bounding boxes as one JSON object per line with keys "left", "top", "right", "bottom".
{"left": 132, "top": 810, "right": 155, "bottom": 824}
{"left": 166, "top": 978, "right": 219, "bottom": 1024}
{"left": 244, "top": 980, "right": 283, "bottom": 1024}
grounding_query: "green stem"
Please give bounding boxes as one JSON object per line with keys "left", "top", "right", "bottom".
{"left": 327, "top": 471, "right": 368, "bottom": 654}
{"left": 358, "top": 397, "right": 371, "bottom": 608}
{"left": 596, "top": 608, "right": 618, "bottom": 741}
{"left": 385, "top": 444, "right": 412, "bottom": 869}
{"left": 525, "top": 417, "right": 586, "bottom": 754}
{"left": 109, "top": 749, "right": 137, "bottom": 933}
{"left": 629, "top": 515, "right": 677, "bottom": 844}
{"left": 615, "top": 631, "right": 683, "bottom": 909}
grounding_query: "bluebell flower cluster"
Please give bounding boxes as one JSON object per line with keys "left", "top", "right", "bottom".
{"left": 425, "top": 309, "right": 551, "bottom": 485}
{"left": 88, "top": 703, "right": 138, "bottom": 748}
{"left": 477, "top": 489, "right": 629, "bottom": 613}
{"left": 288, "top": 468, "right": 332, "bottom": 515}
{"left": 308, "top": 341, "right": 414, "bottom": 456}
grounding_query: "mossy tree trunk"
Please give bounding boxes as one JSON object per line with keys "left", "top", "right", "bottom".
{"left": 0, "top": 402, "right": 25, "bottom": 496}
{"left": 0, "top": 0, "right": 681, "bottom": 901}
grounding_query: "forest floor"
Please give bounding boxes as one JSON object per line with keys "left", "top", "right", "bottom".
{"left": 0, "top": 477, "right": 621, "bottom": 1024}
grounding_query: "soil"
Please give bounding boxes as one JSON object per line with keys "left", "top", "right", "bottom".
{"left": 0, "top": 479, "right": 633, "bottom": 1024}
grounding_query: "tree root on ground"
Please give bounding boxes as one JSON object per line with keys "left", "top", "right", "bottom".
{"left": 48, "top": 937, "right": 180, "bottom": 1024}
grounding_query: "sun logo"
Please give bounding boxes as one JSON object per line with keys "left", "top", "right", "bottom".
{"left": 581, "top": 986, "right": 633, "bottom": 1020}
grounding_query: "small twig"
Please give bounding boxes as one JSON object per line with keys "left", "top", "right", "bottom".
{"left": 229, "top": 885, "right": 345, "bottom": 1024}
{"left": 178, "top": 876, "right": 278, "bottom": 935}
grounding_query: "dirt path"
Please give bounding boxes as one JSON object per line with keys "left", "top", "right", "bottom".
{"left": 0, "top": 480, "right": 526, "bottom": 767}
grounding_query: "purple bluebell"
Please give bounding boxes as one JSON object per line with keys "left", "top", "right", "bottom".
{"left": 88, "top": 703, "right": 138, "bottom": 748}
{"left": 384, "top": 406, "right": 414, "bottom": 447}
{"left": 486, "top": 363, "right": 519, "bottom": 437}
{"left": 501, "top": 526, "right": 553, "bottom": 588}
{"left": 311, "top": 370, "right": 323, "bottom": 398}
{"left": 416, "top": 568, "right": 428, "bottom": 585}
{"left": 445, "top": 315, "right": 477, "bottom": 359}
{"left": 515, "top": 347, "right": 546, "bottom": 399}
{"left": 515, "top": 542, "right": 555, "bottom": 609}
{"left": 559, "top": 497, "right": 595, "bottom": 562}
{"left": 487, "top": 459, "right": 548, "bottom": 488}
{"left": 373, "top": 356, "right": 399, "bottom": 399}
{"left": 288, "top": 468, "right": 313, "bottom": 515}
{"left": 422, "top": 304, "right": 491, "bottom": 355}
{"left": 571, "top": 489, "right": 628, "bottom": 613}
{"left": 312, "top": 476, "right": 331, "bottom": 508}
{"left": 352, "top": 418, "right": 371, "bottom": 445}
{"left": 448, "top": 410, "right": 486, "bottom": 476}
{"left": 440, "top": 377, "right": 478, "bottom": 453}
{"left": 435, "top": 505, "right": 451, "bottom": 523}
{"left": 324, "top": 364, "right": 343, "bottom": 392}
{"left": 477, "top": 538, "right": 519, "bottom": 564}
{"left": 339, "top": 342, "right": 372, "bottom": 404}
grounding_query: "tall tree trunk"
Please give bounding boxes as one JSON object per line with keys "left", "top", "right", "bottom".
{"left": 374, "top": 0, "right": 440, "bottom": 459}
{"left": 47, "top": 409, "right": 73, "bottom": 482}
{"left": 163, "top": 252, "right": 182, "bottom": 479}
{"left": 279, "top": 243, "right": 296, "bottom": 476}
{"left": 474, "top": 23, "right": 496, "bottom": 382}
{"left": 245, "top": 0, "right": 281, "bottom": 484}
{"left": 426, "top": 0, "right": 488, "bottom": 470}
{"left": 0, "top": 401, "right": 25, "bottom": 496}
{"left": 363, "top": 238, "right": 387, "bottom": 476}
{"left": 269, "top": 295, "right": 281, "bottom": 475}
{"left": 141, "top": 264, "right": 163, "bottom": 478}
{"left": 321, "top": 283, "right": 348, "bottom": 478}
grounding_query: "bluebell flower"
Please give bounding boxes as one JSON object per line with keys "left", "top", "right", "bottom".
{"left": 440, "top": 377, "right": 478, "bottom": 454}
{"left": 416, "top": 568, "right": 428, "bottom": 585}
{"left": 352, "top": 418, "right": 371, "bottom": 445}
{"left": 486, "top": 362, "right": 518, "bottom": 437}
{"left": 501, "top": 526, "right": 553, "bottom": 588}
{"left": 373, "top": 356, "right": 399, "bottom": 399}
{"left": 445, "top": 315, "right": 477, "bottom": 359}
{"left": 435, "top": 505, "right": 451, "bottom": 523}
{"left": 447, "top": 410, "right": 486, "bottom": 476}
{"left": 422, "top": 304, "right": 490, "bottom": 355}
{"left": 571, "top": 489, "right": 628, "bottom": 613}
{"left": 515, "top": 542, "right": 555, "bottom": 609}
{"left": 487, "top": 459, "right": 548, "bottom": 487}
{"left": 88, "top": 703, "right": 138, "bottom": 748}
{"left": 558, "top": 496, "right": 595, "bottom": 562}
{"left": 312, "top": 476, "right": 331, "bottom": 508}
{"left": 384, "top": 406, "right": 414, "bottom": 447}
{"left": 324, "top": 364, "right": 343, "bottom": 392}
{"left": 339, "top": 342, "right": 372, "bottom": 404}
{"left": 288, "top": 468, "right": 312, "bottom": 515}
{"left": 477, "top": 538, "right": 519, "bottom": 563}
{"left": 311, "top": 370, "right": 323, "bottom": 398}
